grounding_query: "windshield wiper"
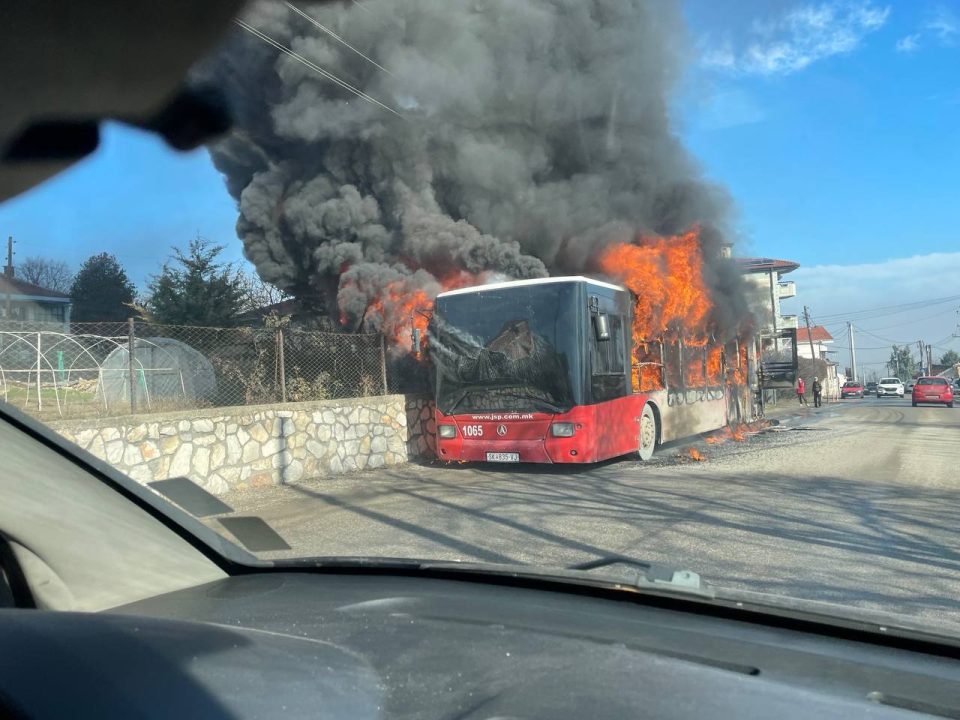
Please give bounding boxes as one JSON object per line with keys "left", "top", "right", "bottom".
{"left": 270, "top": 555, "right": 712, "bottom": 598}
{"left": 444, "top": 386, "right": 567, "bottom": 414}
{"left": 567, "top": 556, "right": 705, "bottom": 592}
{"left": 446, "top": 389, "right": 471, "bottom": 414}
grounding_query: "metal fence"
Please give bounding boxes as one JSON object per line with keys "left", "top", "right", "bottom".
{"left": 0, "top": 321, "right": 393, "bottom": 420}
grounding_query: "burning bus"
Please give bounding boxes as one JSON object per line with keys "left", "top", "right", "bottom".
{"left": 429, "top": 274, "right": 753, "bottom": 464}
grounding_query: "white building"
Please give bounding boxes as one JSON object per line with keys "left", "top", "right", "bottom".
{"left": 734, "top": 256, "right": 800, "bottom": 337}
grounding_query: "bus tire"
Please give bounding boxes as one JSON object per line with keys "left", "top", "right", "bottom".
{"left": 638, "top": 403, "right": 658, "bottom": 461}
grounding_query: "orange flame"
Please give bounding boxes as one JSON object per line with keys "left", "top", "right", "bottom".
{"left": 707, "top": 346, "right": 723, "bottom": 384}
{"left": 704, "top": 420, "right": 766, "bottom": 445}
{"left": 734, "top": 341, "right": 749, "bottom": 384}
{"left": 685, "top": 447, "right": 706, "bottom": 461}
{"left": 346, "top": 271, "right": 484, "bottom": 355}
{"left": 599, "top": 227, "right": 711, "bottom": 343}
{"left": 600, "top": 227, "right": 722, "bottom": 391}
{"left": 370, "top": 283, "right": 434, "bottom": 353}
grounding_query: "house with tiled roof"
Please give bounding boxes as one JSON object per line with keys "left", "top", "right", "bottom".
{"left": 1, "top": 255, "right": 72, "bottom": 331}
{"left": 795, "top": 325, "right": 835, "bottom": 360}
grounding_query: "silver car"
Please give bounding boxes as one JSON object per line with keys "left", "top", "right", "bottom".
{"left": 877, "top": 377, "right": 904, "bottom": 397}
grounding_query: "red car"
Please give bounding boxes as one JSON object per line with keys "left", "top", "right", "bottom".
{"left": 911, "top": 377, "right": 955, "bottom": 408}
{"left": 840, "top": 381, "right": 864, "bottom": 399}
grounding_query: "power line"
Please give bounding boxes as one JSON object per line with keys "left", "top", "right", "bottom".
{"left": 283, "top": 1, "right": 395, "bottom": 77}
{"left": 831, "top": 344, "right": 897, "bottom": 351}
{"left": 855, "top": 328, "right": 911, "bottom": 345}
{"left": 815, "top": 293, "right": 960, "bottom": 322}
{"left": 855, "top": 305, "right": 960, "bottom": 333}
{"left": 234, "top": 18, "right": 402, "bottom": 117}
{"left": 931, "top": 333, "right": 958, "bottom": 347}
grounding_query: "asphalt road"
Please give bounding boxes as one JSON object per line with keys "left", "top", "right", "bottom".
{"left": 219, "top": 396, "right": 960, "bottom": 633}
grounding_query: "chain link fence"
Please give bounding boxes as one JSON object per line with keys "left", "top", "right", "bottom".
{"left": 0, "top": 320, "right": 394, "bottom": 420}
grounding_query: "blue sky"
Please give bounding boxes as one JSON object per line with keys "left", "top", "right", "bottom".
{"left": 0, "top": 124, "right": 243, "bottom": 287}
{"left": 1, "top": 0, "right": 957, "bottom": 372}
{"left": 678, "top": 0, "right": 960, "bottom": 371}
{"left": 681, "top": 0, "right": 960, "bottom": 266}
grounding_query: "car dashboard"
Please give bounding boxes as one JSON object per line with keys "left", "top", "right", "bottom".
{"left": 2, "top": 572, "right": 959, "bottom": 719}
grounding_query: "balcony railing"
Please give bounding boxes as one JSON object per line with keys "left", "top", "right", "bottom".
{"left": 778, "top": 281, "right": 796, "bottom": 299}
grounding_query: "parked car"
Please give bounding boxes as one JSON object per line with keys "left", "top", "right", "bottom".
{"left": 876, "top": 377, "right": 904, "bottom": 398}
{"left": 906, "top": 380, "right": 916, "bottom": 393}
{"left": 840, "top": 381, "right": 864, "bottom": 399}
{"left": 865, "top": 382, "right": 878, "bottom": 394}
{"left": 911, "top": 377, "right": 954, "bottom": 408}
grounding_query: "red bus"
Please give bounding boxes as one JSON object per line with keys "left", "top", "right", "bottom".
{"left": 430, "top": 276, "right": 749, "bottom": 464}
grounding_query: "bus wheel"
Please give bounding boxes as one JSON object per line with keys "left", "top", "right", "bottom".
{"left": 638, "top": 404, "right": 658, "bottom": 461}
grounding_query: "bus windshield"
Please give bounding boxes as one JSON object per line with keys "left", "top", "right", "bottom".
{"left": 431, "top": 283, "right": 582, "bottom": 414}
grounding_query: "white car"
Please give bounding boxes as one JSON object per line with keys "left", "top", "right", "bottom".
{"left": 877, "top": 377, "right": 904, "bottom": 397}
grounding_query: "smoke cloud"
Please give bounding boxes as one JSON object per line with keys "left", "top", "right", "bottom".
{"left": 201, "top": 0, "right": 745, "bottom": 334}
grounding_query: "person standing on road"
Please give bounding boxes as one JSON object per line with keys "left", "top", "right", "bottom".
{"left": 796, "top": 376, "right": 807, "bottom": 406}
{"left": 812, "top": 376, "right": 822, "bottom": 408}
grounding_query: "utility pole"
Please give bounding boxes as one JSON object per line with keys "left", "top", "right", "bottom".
{"left": 848, "top": 322, "right": 858, "bottom": 382}
{"left": 927, "top": 344, "right": 933, "bottom": 374}
{"left": 917, "top": 340, "right": 925, "bottom": 375}
{"left": 802, "top": 306, "right": 817, "bottom": 361}
{"left": 3, "top": 236, "right": 13, "bottom": 321}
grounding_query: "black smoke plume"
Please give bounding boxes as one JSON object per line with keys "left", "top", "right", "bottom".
{"left": 200, "top": 0, "right": 746, "bottom": 336}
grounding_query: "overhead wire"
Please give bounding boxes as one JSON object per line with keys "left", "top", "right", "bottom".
{"left": 931, "top": 333, "right": 958, "bottom": 347}
{"left": 831, "top": 344, "right": 898, "bottom": 351}
{"left": 852, "top": 305, "right": 960, "bottom": 333}
{"left": 815, "top": 293, "right": 960, "bottom": 322}
{"left": 233, "top": 18, "right": 402, "bottom": 117}
{"left": 283, "top": 1, "right": 395, "bottom": 77}
{"left": 856, "top": 327, "right": 912, "bottom": 345}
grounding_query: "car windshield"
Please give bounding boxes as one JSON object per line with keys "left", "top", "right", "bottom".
{"left": 4, "top": 0, "right": 960, "bottom": 642}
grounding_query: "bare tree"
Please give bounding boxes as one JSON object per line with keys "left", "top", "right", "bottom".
{"left": 18, "top": 256, "right": 73, "bottom": 293}
{"left": 240, "top": 270, "right": 289, "bottom": 312}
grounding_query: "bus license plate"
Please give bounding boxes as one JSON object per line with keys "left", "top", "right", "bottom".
{"left": 486, "top": 452, "right": 519, "bottom": 462}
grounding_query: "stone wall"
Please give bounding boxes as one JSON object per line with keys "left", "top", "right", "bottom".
{"left": 52, "top": 395, "right": 413, "bottom": 495}
{"left": 405, "top": 395, "right": 436, "bottom": 459}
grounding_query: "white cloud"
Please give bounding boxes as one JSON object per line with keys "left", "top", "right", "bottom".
{"left": 696, "top": 88, "right": 767, "bottom": 130}
{"left": 893, "top": 5, "right": 959, "bottom": 54}
{"left": 700, "top": 42, "right": 737, "bottom": 71}
{"left": 781, "top": 252, "right": 960, "bottom": 370}
{"left": 895, "top": 33, "right": 921, "bottom": 53}
{"left": 926, "top": 4, "right": 958, "bottom": 44}
{"left": 701, "top": 1, "right": 891, "bottom": 76}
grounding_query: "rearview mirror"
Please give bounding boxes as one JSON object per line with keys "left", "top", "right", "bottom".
{"left": 594, "top": 314, "right": 611, "bottom": 342}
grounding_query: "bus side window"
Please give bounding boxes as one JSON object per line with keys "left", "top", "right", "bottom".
{"left": 591, "top": 314, "right": 627, "bottom": 402}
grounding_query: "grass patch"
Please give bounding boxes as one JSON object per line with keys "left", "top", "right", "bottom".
{"left": 3, "top": 386, "right": 97, "bottom": 403}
